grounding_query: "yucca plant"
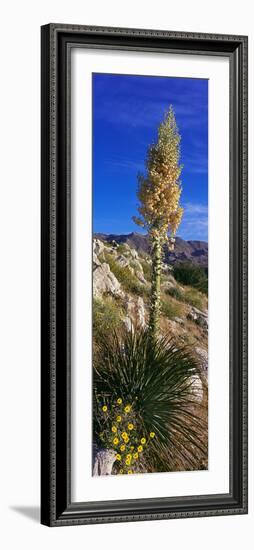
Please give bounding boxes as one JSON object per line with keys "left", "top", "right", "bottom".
{"left": 93, "top": 330, "right": 207, "bottom": 474}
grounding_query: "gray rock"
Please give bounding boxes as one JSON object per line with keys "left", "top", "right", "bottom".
{"left": 189, "top": 374, "right": 204, "bottom": 403}
{"left": 132, "top": 259, "right": 146, "bottom": 284}
{"left": 187, "top": 307, "right": 208, "bottom": 330}
{"left": 93, "top": 262, "right": 124, "bottom": 299}
{"left": 116, "top": 254, "right": 132, "bottom": 269}
{"left": 123, "top": 295, "right": 146, "bottom": 331}
{"left": 92, "top": 447, "right": 117, "bottom": 476}
{"left": 161, "top": 262, "right": 173, "bottom": 273}
{"left": 129, "top": 247, "right": 138, "bottom": 260}
{"left": 93, "top": 252, "right": 101, "bottom": 268}
{"left": 195, "top": 347, "right": 208, "bottom": 374}
{"left": 174, "top": 316, "right": 184, "bottom": 325}
{"left": 161, "top": 275, "right": 178, "bottom": 292}
{"left": 93, "top": 239, "right": 104, "bottom": 268}
{"left": 93, "top": 238, "right": 105, "bottom": 256}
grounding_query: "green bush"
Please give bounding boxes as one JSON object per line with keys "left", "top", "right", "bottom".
{"left": 93, "top": 330, "right": 206, "bottom": 473}
{"left": 173, "top": 262, "right": 208, "bottom": 294}
{"left": 139, "top": 259, "right": 152, "bottom": 282}
{"left": 116, "top": 243, "right": 128, "bottom": 255}
{"left": 183, "top": 287, "right": 205, "bottom": 310}
{"left": 161, "top": 295, "right": 184, "bottom": 320}
{"left": 165, "top": 284, "right": 206, "bottom": 311}
{"left": 93, "top": 297, "right": 124, "bottom": 340}
{"left": 165, "top": 286, "right": 184, "bottom": 301}
{"left": 105, "top": 253, "right": 148, "bottom": 297}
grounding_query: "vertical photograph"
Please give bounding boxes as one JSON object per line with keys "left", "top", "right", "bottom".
{"left": 92, "top": 73, "right": 208, "bottom": 476}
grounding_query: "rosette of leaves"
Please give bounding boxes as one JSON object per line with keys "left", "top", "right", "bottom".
{"left": 93, "top": 330, "right": 207, "bottom": 473}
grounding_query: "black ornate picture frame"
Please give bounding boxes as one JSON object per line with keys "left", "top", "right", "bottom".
{"left": 41, "top": 24, "right": 248, "bottom": 526}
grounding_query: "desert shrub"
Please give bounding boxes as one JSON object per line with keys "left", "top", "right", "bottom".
{"left": 93, "top": 297, "right": 124, "bottom": 340}
{"left": 105, "top": 253, "right": 148, "bottom": 297}
{"left": 161, "top": 295, "right": 184, "bottom": 320}
{"left": 165, "top": 284, "right": 206, "bottom": 311}
{"left": 183, "top": 287, "right": 206, "bottom": 310}
{"left": 173, "top": 262, "right": 208, "bottom": 294}
{"left": 139, "top": 259, "right": 152, "bottom": 282}
{"left": 93, "top": 330, "right": 207, "bottom": 473}
{"left": 165, "top": 286, "right": 184, "bottom": 301}
{"left": 116, "top": 243, "right": 128, "bottom": 255}
{"left": 103, "top": 240, "right": 112, "bottom": 248}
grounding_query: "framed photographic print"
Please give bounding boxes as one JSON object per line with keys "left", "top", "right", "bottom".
{"left": 41, "top": 24, "right": 248, "bottom": 526}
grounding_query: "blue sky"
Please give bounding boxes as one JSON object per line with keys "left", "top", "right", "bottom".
{"left": 92, "top": 73, "right": 208, "bottom": 241}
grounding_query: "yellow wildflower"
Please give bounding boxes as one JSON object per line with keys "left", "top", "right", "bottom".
{"left": 130, "top": 446, "right": 134, "bottom": 451}
{"left": 117, "top": 398, "right": 122, "bottom": 404}
{"left": 124, "top": 405, "right": 131, "bottom": 413}
{"left": 111, "top": 426, "right": 117, "bottom": 433}
{"left": 120, "top": 444, "right": 126, "bottom": 452}
{"left": 116, "top": 454, "right": 121, "bottom": 461}
{"left": 124, "top": 435, "right": 129, "bottom": 443}
{"left": 138, "top": 445, "right": 143, "bottom": 453}
{"left": 116, "top": 416, "right": 122, "bottom": 423}
{"left": 127, "top": 470, "right": 132, "bottom": 474}
{"left": 150, "top": 432, "right": 155, "bottom": 438}
{"left": 125, "top": 458, "right": 131, "bottom": 466}
{"left": 128, "top": 423, "right": 134, "bottom": 431}
{"left": 113, "top": 437, "right": 119, "bottom": 445}
{"left": 141, "top": 437, "right": 146, "bottom": 445}
{"left": 102, "top": 405, "right": 107, "bottom": 412}
{"left": 119, "top": 469, "right": 123, "bottom": 474}
{"left": 126, "top": 454, "right": 132, "bottom": 460}
{"left": 133, "top": 452, "right": 139, "bottom": 459}
{"left": 121, "top": 432, "right": 128, "bottom": 440}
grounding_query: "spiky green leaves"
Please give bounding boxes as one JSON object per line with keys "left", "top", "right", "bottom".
{"left": 93, "top": 330, "right": 207, "bottom": 472}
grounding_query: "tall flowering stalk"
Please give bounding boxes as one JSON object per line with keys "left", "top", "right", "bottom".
{"left": 133, "top": 106, "right": 184, "bottom": 340}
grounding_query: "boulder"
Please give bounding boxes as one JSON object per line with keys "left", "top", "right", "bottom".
{"left": 93, "top": 238, "right": 105, "bottom": 256}
{"left": 115, "top": 255, "right": 146, "bottom": 284}
{"left": 93, "top": 239, "right": 104, "bottom": 268}
{"left": 93, "top": 262, "right": 124, "bottom": 299}
{"left": 116, "top": 254, "right": 132, "bottom": 270}
{"left": 135, "top": 269, "right": 146, "bottom": 284}
{"left": 122, "top": 316, "right": 133, "bottom": 332}
{"left": 122, "top": 295, "right": 146, "bottom": 331}
{"left": 174, "top": 316, "right": 184, "bottom": 326}
{"left": 132, "top": 259, "right": 146, "bottom": 284}
{"left": 161, "top": 281, "right": 176, "bottom": 294}
{"left": 189, "top": 374, "right": 203, "bottom": 403}
{"left": 161, "top": 262, "right": 173, "bottom": 274}
{"left": 187, "top": 307, "right": 208, "bottom": 330}
{"left": 92, "top": 447, "right": 117, "bottom": 476}
{"left": 129, "top": 247, "right": 138, "bottom": 260}
{"left": 161, "top": 275, "right": 178, "bottom": 293}
{"left": 195, "top": 347, "right": 208, "bottom": 375}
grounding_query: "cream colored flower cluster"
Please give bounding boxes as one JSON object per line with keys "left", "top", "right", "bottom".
{"left": 133, "top": 106, "right": 183, "bottom": 245}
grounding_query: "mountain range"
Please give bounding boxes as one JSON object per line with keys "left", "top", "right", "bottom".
{"left": 94, "top": 232, "right": 208, "bottom": 268}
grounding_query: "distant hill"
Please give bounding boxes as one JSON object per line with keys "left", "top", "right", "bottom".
{"left": 94, "top": 232, "right": 208, "bottom": 268}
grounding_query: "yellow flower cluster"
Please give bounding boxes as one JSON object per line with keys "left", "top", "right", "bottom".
{"left": 99, "top": 397, "right": 156, "bottom": 476}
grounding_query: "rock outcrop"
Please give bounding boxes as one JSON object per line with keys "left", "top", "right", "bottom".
{"left": 92, "top": 447, "right": 116, "bottom": 476}
{"left": 93, "top": 262, "right": 124, "bottom": 299}
{"left": 187, "top": 307, "right": 208, "bottom": 331}
{"left": 195, "top": 347, "right": 208, "bottom": 377}
{"left": 190, "top": 374, "right": 204, "bottom": 403}
{"left": 123, "top": 295, "right": 146, "bottom": 331}
{"left": 94, "top": 232, "right": 208, "bottom": 268}
{"left": 92, "top": 236, "right": 208, "bottom": 381}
